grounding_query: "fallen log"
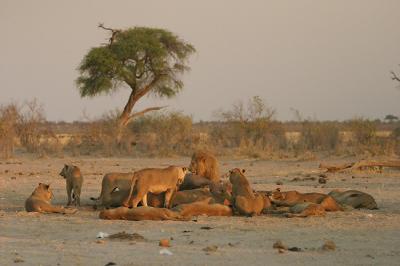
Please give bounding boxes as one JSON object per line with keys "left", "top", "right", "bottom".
{"left": 352, "top": 160, "right": 400, "bottom": 170}
{"left": 319, "top": 160, "right": 400, "bottom": 173}
{"left": 319, "top": 162, "right": 355, "bottom": 173}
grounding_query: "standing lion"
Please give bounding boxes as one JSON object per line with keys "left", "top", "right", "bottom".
{"left": 188, "top": 151, "right": 220, "bottom": 182}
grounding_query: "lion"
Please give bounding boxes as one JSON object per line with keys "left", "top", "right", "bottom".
{"left": 328, "top": 190, "right": 378, "bottom": 209}
{"left": 59, "top": 164, "right": 83, "bottom": 206}
{"left": 173, "top": 198, "right": 233, "bottom": 217}
{"left": 90, "top": 173, "right": 135, "bottom": 209}
{"left": 99, "top": 206, "right": 190, "bottom": 221}
{"left": 25, "top": 183, "right": 77, "bottom": 214}
{"left": 147, "top": 180, "right": 232, "bottom": 208}
{"left": 270, "top": 189, "right": 342, "bottom": 211}
{"left": 228, "top": 168, "right": 268, "bottom": 216}
{"left": 189, "top": 151, "right": 220, "bottom": 182}
{"left": 285, "top": 202, "right": 326, "bottom": 218}
{"left": 123, "top": 166, "right": 188, "bottom": 208}
{"left": 179, "top": 173, "right": 213, "bottom": 191}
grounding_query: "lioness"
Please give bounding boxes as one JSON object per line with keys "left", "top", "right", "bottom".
{"left": 173, "top": 198, "right": 233, "bottom": 217}
{"left": 270, "top": 189, "right": 342, "bottom": 211}
{"left": 25, "top": 183, "right": 77, "bottom": 214}
{"left": 286, "top": 202, "right": 326, "bottom": 218}
{"left": 229, "top": 168, "right": 268, "bottom": 216}
{"left": 328, "top": 190, "right": 378, "bottom": 209}
{"left": 189, "top": 151, "right": 220, "bottom": 182}
{"left": 99, "top": 206, "right": 190, "bottom": 221}
{"left": 123, "top": 166, "right": 188, "bottom": 208}
{"left": 90, "top": 173, "right": 135, "bottom": 209}
{"left": 59, "top": 164, "right": 83, "bottom": 206}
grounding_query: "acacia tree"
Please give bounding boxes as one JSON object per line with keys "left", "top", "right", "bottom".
{"left": 76, "top": 24, "right": 195, "bottom": 138}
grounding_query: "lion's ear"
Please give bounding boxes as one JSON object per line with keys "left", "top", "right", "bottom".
{"left": 44, "top": 184, "right": 50, "bottom": 190}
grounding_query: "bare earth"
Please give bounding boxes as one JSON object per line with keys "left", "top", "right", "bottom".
{"left": 1, "top": 156, "right": 399, "bottom": 266}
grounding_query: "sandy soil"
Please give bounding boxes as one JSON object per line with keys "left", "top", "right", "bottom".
{"left": 1, "top": 156, "right": 400, "bottom": 266}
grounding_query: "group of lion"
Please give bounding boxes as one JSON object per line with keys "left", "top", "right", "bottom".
{"left": 25, "top": 151, "right": 378, "bottom": 220}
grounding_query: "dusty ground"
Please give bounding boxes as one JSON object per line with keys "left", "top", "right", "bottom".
{"left": 1, "top": 156, "right": 400, "bottom": 266}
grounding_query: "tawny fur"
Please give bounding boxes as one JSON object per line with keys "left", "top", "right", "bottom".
{"left": 25, "top": 183, "right": 77, "bottom": 214}
{"left": 173, "top": 198, "right": 232, "bottom": 217}
{"left": 189, "top": 151, "right": 220, "bottom": 182}
{"left": 90, "top": 172, "right": 135, "bottom": 209}
{"left": 229, "top": 168, "right": 268, "bottom": 216}
{"left": 59, "top": 164, "right": 83, "bottom": 206}
{"left": 99, "top": 206, "right": 190, "bottom": 221}
{"left": 123, "top": 166, "right": 188, "bottom": 208}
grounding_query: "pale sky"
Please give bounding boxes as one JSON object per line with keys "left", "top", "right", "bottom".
{"left": 1, "top": 0, "right": 399, "bottom": 122}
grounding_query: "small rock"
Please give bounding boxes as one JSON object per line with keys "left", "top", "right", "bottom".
{"left": 159, "top": 248, "right": 173, "bottom": 256}
{"left": 273, "top": 240, "right": 288, "bottom": 250}
{"left": 321, "top": 240, "right": 336, "bottom": 251}
{"left": 14, "top": 258, "right": 24, "bottom": 263}
{"left": 318, "top": 177, "right": 326, "bottom": 184}
{"left": 203, "top": 245, "right": 218, "bottom": 252}
{"left": 200, "top": 226, "right": 213, "bottom": 230}
{"left": 319, "top": 173, "right": 327, "bottom": 178}
{"left": 159, "top": 239, "right": 170, "bottom": 247}
{"left": 96, "top": 240, "right": 106, "bottom": 244}
{"left": 276, "top": 181, "right": 283, "bottom": 185}
{"left": 104, "top": 262, "right": 116, "bottom": 266}
{"left": 278, "top": 248, "right": 285, "bottom": 254}
{"left": 10, "top": 176, "right": 16, "bottom": 180}
{"left": 288, "top": 247, "right": 302, "bottom": 252}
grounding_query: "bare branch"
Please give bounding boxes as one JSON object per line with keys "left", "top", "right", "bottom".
{"left": 391, "top": 71, "right": 400, "bottom": 82}
{"left": 122, "top": 106, "right": 167, "bottom": 126}
{"left": 98, "top": 23, "right": 121, "bottom": 45}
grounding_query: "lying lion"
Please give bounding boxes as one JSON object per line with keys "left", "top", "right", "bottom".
{"left": 229, "top": 168, "right": 269, "bottom": 216}
{"left": 99, "top": 206, "right": 190, "bottom": 221}
{"left": 90, "top": 172, "right": 135, "bottom": 209}
{"left": 328, "top": 190, "right": 378, "bottom": 209}
{"left": 285, "top": 202, "right": 326, "bottom": 218}
{"left": 123, "top": 166, "right": 187, "bottom": 208}
{"left": 25, "top": 183, "right": 77, "bottom": 214}
{"left": 173, "top": 198, "right": 232, "bottom": 217}
{"left": 270, "top": 189, "right": 342, "bottom": 212}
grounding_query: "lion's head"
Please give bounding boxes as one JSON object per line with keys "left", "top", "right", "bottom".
{"left": 33, "top": 183, "right": 54, "bottom": 201}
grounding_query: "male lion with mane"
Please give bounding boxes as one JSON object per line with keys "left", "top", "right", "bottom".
{"left": 189, "top": 151, "right": 220, "bottom": 182}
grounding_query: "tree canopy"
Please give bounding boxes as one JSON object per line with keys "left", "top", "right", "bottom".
{"left": 76, "top": 25, "right": 195, "bottom": 127}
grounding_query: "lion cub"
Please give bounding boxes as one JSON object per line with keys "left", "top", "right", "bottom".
{"left": 124, "top": 166, "right": 188, "bottom": 208}
{"left": 59, "top": 164, "right": 83, "bottom": 206}
{"left": 25, "top": 183, "right": 77, "bottom": 214}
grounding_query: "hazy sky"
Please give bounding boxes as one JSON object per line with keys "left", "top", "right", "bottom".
{"left": 1, "top": 0, "right": 399, "bottom": 122}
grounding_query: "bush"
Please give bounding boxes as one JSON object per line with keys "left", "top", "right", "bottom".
{"left": 295, "top": 121, "right": 340, "bottom": 152}
{"left": 130, "top": 111, "right": 193, "bottom": 156}
{"left": 0, "top": 103, "right": 19, "bottom": 158}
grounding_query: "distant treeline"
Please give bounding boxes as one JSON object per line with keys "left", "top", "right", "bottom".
{"left": 1, "top": 99, "right": 399, "bottom": 158}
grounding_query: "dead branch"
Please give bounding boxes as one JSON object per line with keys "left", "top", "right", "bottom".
{"left": 391, "top": 71, "right": 400, "bottom": 82}
{"left": 319, "top": 162, "right": 355, "bottom": 173}
{"left": 352, "top": 160, "right": 400, "bottom": 170}
{"left": 319, "top": 160, "right": 400, "bottom": 172}
{"left": 98, "top": 23, "right": 121, "bottom": 45}
{"left": 122, "top": 106, "right": 167, "bottom": 126}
